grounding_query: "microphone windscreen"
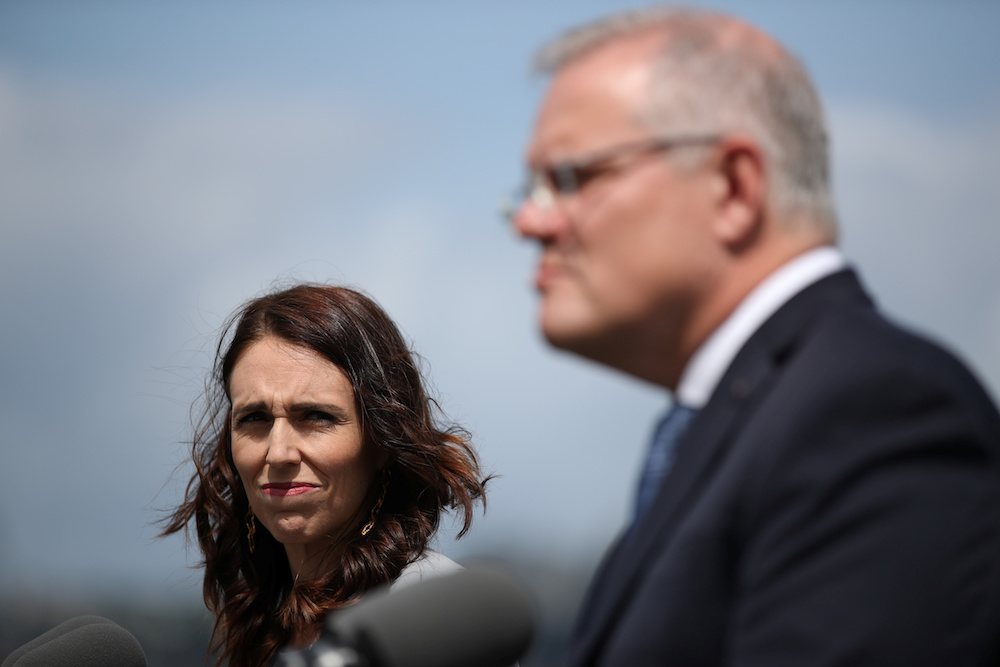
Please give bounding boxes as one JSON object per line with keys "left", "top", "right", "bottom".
{"left": 1, "top": 616, "right": 117, "bottom": 667}
{"left": 328, "top": 565, "right": 536, "bottom": 667}
{"left": 11, "top": 622, "right": 146, "bottom": 667}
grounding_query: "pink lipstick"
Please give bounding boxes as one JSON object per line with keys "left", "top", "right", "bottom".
{"left": 262, "top": 482, "right": 316, "bottom": 497}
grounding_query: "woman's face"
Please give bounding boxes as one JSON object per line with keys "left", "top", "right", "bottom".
{"left": 229, "top": 336, "right": 381, "bottom": 563}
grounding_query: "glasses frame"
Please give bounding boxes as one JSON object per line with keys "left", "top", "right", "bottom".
{"left": 504, "top": 133, "right": 721, "bottom": 222}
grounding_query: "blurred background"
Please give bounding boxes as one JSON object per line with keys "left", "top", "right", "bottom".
{"left": 1, "top": 1, "right": 998, "bottom": 664}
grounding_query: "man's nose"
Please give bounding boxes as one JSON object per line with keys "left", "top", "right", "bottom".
{"left": 513, "top": 186, "right": 562, "bottom": 239}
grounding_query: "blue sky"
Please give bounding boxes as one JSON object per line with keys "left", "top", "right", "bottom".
{"left": 1, "top": 1, "right": 998, "bottom": 604}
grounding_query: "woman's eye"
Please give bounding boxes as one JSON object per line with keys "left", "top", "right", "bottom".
{"left": 305, "top": 410, "right": 338, "bottom": 423}
{"left": 235, "top": 412, "right": 267, "bottom": 427}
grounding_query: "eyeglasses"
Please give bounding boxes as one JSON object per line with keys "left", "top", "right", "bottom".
{"left": 502, "top": 134, "right": 720, "bottom": 222}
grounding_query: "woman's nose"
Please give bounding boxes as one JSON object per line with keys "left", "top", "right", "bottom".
{"left": 265, "top": 419, "right": 301, "bottom": 466}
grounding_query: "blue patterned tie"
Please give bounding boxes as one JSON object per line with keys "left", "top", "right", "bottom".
{"left": 634, "top": 404, "right": 697, "bottom": 522}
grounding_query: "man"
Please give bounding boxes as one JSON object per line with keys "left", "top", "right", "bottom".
{"left": 510, "top": 7, "right": 1000, "bottom": 666}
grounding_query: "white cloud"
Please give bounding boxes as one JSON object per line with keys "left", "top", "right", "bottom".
{"left": 0, "top": 65, "right": 397, "bottom": 270}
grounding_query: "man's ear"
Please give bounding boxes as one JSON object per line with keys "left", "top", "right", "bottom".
{"left": 710, "top": 137, "right": 767, "bottom": 250}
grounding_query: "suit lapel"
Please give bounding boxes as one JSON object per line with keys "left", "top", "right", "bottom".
{"left": 567, "top": 270, "right": 872, "bottom": 666}
{"left": 568, "top": 343, "right": 774, "bottom": 665}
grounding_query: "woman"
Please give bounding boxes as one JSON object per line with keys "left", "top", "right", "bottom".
{"left": 161, "top": 284, "right": 488, "bottom": 666}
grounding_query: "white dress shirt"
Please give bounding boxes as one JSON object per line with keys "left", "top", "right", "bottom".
{"left": 675, "top": 246, "right": 847, "bottom": 409}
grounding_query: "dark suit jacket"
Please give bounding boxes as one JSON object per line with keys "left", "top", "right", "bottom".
{"left": 565, "top": 269, "right": 1000, "bottom": 666}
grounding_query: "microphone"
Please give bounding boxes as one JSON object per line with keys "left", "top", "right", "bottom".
{"left": 2, "top": 616, "right": 146, "bottom": 667}
{"left": 275, "top": 565, "right": 536, "bottom": 667}
{"left": 2, "top": 616, "right": 116, "bottom": 667}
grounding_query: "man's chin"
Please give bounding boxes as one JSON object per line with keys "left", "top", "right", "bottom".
{"left": 539, "top": 302, "right": 583, "bottom": 348}
{"left": 539, "top": 301, "right": 642, "bottom": 374}
{"left": 540, "top": 325, "right": 579, "bottom": 352}
{"left": 540, "top": 307, "right": 604, "bottom": 356}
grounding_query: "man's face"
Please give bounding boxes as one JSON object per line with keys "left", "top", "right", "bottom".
{"left": 514, "top": 37, "right": 721, "bottom": 381}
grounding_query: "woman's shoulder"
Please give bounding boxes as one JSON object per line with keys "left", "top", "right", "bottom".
{"left": 389, "top": 550, "right": 462, "bottom": 592}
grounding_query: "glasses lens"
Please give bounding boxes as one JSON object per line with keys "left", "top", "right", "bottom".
{"left": 499, "top": 193, "right": 522, "bottom": 223}
{"left": 529, "top": 178, "right": 556, "bottom": 209}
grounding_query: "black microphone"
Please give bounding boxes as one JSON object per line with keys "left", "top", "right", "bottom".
{"left": 2, "top": 616, "right": 146, "bottom": 667}
{"left": 2, "top": 616, "right": 116, "bottom": 667}
{"left": 275, "top": 565, "right": 536, "bottom": 667}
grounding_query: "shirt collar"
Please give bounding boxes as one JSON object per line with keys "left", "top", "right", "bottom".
{"left": 675, "top": 246, "right": 847, "bottom": 408}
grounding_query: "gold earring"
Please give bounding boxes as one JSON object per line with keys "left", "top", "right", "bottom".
{"left": 361, "top": 468, "right": 391, "bottom": 536}
{"left": 246, "top": 506, "right": 257, "bottom": 554}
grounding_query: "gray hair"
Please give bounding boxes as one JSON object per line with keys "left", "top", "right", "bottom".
{"left": 536, "top": 7, "right": 838, "bottom": 239}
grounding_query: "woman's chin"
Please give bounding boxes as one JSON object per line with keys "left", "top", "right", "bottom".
{"left": 265, "top": 516, "right": 312, "bottom": 543}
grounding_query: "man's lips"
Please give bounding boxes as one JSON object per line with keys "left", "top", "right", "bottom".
{"left": 535, "top": 259, "right": 567, "bottom": 291}
{"left": 261, "top": 482, "right": 317, "bottom": 497}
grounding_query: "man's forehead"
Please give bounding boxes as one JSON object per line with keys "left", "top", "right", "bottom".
{"left": 540, "top": 22, "right": 671, "bottom": 75}
{"left": 553, "top": 29, "right": 666, "bottom": 89}
{"left": 528, "top": 35, "right": 659, "bottom": 159}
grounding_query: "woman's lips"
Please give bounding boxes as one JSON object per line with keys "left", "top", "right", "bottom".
{"left": 261, "top": 482, "right": 316, "bottom": 497}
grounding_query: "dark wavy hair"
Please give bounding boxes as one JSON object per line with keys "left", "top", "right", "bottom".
{"left": 161, "top": 284, "right": 488, "bottom": 667}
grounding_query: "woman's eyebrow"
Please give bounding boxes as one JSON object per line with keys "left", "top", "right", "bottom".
{"left": 291, "top": 402, "right": 352, "bottom": 418}
{"left": 231, "top": 401, "right": 267, "bottom": 419}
